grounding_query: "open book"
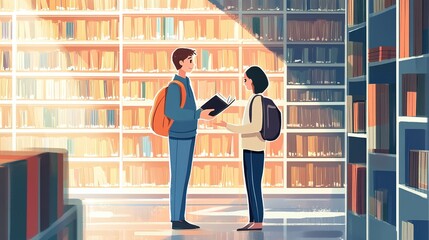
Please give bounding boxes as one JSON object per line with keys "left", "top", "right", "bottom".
{"left": 200, "top": 93, "right": 236, "bottom": 116}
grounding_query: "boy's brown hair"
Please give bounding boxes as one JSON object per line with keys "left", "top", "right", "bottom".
{"left": 171, "top": 48, "right": 196, "bottom": 70}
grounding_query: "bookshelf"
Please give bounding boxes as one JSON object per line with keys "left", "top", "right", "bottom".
{"left": 346, "top": 0, "right": 429, "bottom": 239}
{"left": 0, "top": 150, "right": 78, "bottom": 239}
{"left": 286, "top": 0, "right": 346, "bottom": 201}
{"left": 398, "top": 1, "right": 429, "bottom": 240}
{"left": 1, "top": 0, "right": 346, "bottom": 197}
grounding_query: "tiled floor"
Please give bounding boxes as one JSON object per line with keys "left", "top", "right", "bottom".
{"left": 81, "top": 196, "right": 345, "bottom": 240}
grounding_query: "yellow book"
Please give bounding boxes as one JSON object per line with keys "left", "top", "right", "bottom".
{"left": 98, "top": 80, "right": 105, "bottom": 99}
{"left": 144, "top": 52, "right": 154, "bottom": 72}
{"left": 76, "top": 20, "right": 86, "bottom": 40}
{"left": 136, "top": 17, "right": 144, "bottom": 39}
{"left": 49, "top": 0, "right": 56, "bottom": 10}
{"left": 205, "top": 19, "right": 215, "bottom": 39}
{"left": 123, "top": 17, "right": 132, "bottom": 39}
{"left": 111, "top": 19, "right": 118, "bottom": 40}
{"left": 24, "top": 21, "right": 31, "bottom": 40}
{"left": 123, "top": 109, "right": 131, "bottom": 128}
{"left": 137, "top": 108, "right": 145, "bottom": 128}
{"left": 60, "top": 21, "right": 67, "bottom": 39}
{"left": 156, "top": 50, "right": 167, "bottom": 72}
{"left": 146, "top": 81, "right": 154, "bottom": 100}
{"left": 204, "top": 165, "right": 210, "bottom": 186}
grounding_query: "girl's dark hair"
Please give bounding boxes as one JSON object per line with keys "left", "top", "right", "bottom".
{"left": 245, "top": 66, "right": 269, "bottom": 94}
{"left": 172, "top": 48, "right": 197, "bottom": 70}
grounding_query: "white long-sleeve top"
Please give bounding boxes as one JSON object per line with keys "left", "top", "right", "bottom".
{"left": 226, "top": 94, "right": 265, "bottom": 151}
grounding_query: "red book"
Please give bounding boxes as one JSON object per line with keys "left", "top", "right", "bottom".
{"left": 357, "top": 166, "right": 366, "bottom": 214}
{"left": 347, "top": 164, "right": 352, "bottom": 211}
{"left": 405, "top": 0, "right": 410, "bottom": 57}
{"left": 26, "top": 155, "right": 40, "bottom": 239}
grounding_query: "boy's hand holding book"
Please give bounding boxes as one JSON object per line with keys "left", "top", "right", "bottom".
{"left": 200, "top": 109, "right": 215, "bottom": 120}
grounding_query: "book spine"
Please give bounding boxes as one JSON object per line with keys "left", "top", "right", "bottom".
{"left": 7, "top": 160, "right": 28, "bottom": 240}
{"left": 0, "top": 166, "right": 9, "bottom": 240}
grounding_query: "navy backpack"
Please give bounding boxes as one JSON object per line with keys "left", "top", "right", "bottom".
{"left": 249, "top": 95, "right": 282, "bottom": 141}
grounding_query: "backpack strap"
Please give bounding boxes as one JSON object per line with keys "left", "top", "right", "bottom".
{"left": 169, "top": 80, "right": 186, "bottom": 108}
{"left": 249, "top": 94, "right": 263, "bottom": 122}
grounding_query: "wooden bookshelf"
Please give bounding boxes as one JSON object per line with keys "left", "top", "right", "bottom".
{"left": 0, "top": 0, "right": 346, "bottom": 197}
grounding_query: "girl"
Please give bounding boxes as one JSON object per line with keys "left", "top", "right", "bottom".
{"left": 214, "top": 65, "right": 269, "bottom": 231}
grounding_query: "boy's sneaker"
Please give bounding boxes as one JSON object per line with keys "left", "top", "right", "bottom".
{"left": 172, "top": 220, "right": 200, "bottom": 230}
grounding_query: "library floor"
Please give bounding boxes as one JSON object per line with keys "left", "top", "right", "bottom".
{"left": 81, "top": 195, "right": 345, "bottom": 240}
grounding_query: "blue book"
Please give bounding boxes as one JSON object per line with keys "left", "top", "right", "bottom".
{"left": 409, "top": 220, "right": 429, "bottom": 240}
{"left": 107, "top": 110, "right": 111, "bottom": 127}
{"left": 423, "top": 29, "right": 428, "bottom": 54}
{"left": 202, "top": 49, "right": 209, "bottom": 70}
{"left": 2, "top": 159, "right": 27, "bottom": 240}
{"left": 0, "top": 166, "right": 9, "bottom": 240}
{"left": 252, "top": 17, "right": 261, "bottom": 37}
{"left": 156, "top": 17, "right": 162, "bottom": 40}
{"left": 165, "top": 17, "right": 174, "bottom": 40}
{"left": 141, "top": 81, "right": 146, "bottom": 99}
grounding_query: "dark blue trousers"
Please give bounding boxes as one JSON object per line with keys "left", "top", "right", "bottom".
{"left": 243, "top": 150, "right": 265, "bottom": 223}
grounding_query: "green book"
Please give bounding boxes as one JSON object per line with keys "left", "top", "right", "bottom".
{"left": 252, "top": 17, "right": 261, "bottom": 38}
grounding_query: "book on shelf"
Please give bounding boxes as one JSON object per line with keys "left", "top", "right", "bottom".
{"left": 408, "top": 150, "right": 428, "bottom": 190}
{"left": 288, "top": 134, "right": 343, "bottom": 158}
{"left": 0, "top": 165, "right": 8, "bottom": 240}
{"left": 347, "top": 41, "right": 364, "bottom": 77}
{"left": 286, "top": 46, "right": 342, "bottom": 64}
{"left": 1, "top": 50, "right": 11, "bottom": 71}
{"left": 368, "top": 84, "right": 390, "bottom": 153}
{"left": 287, "top": 19, "right": 344, "bottom": 42}
{"left": 347, "top": 163, "right": 366, "bottom": 214}
{"left": 347, "top": 95, "right": 366, "bottom": 133}
{"left": 289, "top": 162, "right": 343, "bottom": 188}
{"left": 0, "top": 157, "right": 28, "bottom": 240}
{"left": 371, "top": 170, "right": 396, "bottom": 225}
{"left": 287, "top": 106, "right": 344, "bottom": 128}
{"left": 289, "top": 0, "right": 345, "bottom": 11}
{"left": 402, "top": 74, "right": 426, "bottom": 117}
{"left": 368, "top": 46, "right": 396, "bottom": 62}
{"left": 400, "top": 0, "right": 429, "bottom": 58}
{"left": 31, "top": 0, "right": 117, "bottom": 11}
{"left": 194, "top": 134, "right": 236, "bottom": 157}
{"left": 288, "top": 89, "right": 345, "bottom": 102}
{"left": 200, "top": 93, "right": 235, "bottom": 116}
{"left": 373, "top": 0, "right": 396, "bottom": 14}
{"left": 347, "top": 0, "right": 366, "bottom": 26}
{"left": 402, "top": 220, "right": 429, "bottom": 240}
{"left": 69, "top": 162, "right": 119, "bottom": 188}
{"left": 288, "top": 68, "right": 342, "bottom": 85}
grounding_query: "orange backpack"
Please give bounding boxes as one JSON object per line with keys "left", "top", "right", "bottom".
{"left": 150, "top": 80, "right": 186, "bottom": 137}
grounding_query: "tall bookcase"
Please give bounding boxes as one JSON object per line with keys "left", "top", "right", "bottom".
{"left": 346, "top": 0, "right": 429, "bottom": 239}
{"left": 0, "top": 0, "right": 346, "bottom": 197}
{"left": 285, "top": 0, "right": 346, "bottom": 196}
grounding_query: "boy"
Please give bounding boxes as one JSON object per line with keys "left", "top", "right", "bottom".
{"left": 165, "top": 48, "right": 214, "bottom": 229}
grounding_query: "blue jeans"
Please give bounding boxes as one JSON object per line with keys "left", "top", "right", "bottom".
{"left": 243, "top": 150, "right": 265, "bottom": 223}
{"left": 168, "top": 137, "right": 195, "bottom": 221}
